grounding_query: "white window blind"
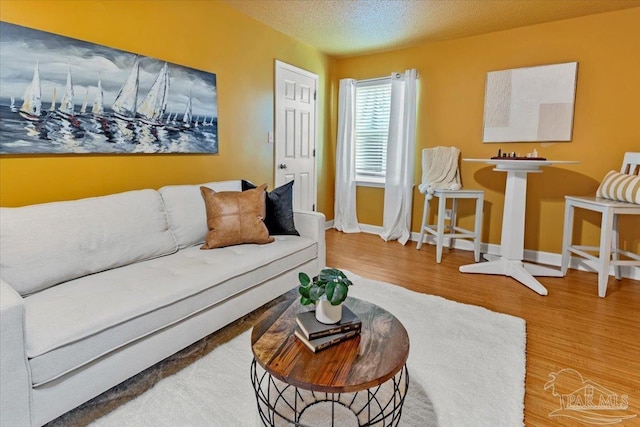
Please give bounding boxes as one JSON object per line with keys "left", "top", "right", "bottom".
{"left": 355, "top": 78, "right": 391, "bottom": 182}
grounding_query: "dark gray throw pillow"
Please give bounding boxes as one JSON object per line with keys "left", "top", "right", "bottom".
{"left": 242, "top": 180, "right": 299, "bottom": 236}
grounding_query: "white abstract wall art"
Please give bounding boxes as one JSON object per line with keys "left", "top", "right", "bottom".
{"left": 482, "top": 62, "right": 578, "bottom": 143}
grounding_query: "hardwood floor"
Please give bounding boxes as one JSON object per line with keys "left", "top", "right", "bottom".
{"left": 325, "top": 229, "right": 640, "bottom": 426}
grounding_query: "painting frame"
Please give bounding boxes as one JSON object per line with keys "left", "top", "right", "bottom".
{"left": 0, "top": 21, "right": 218, "bottom": 155}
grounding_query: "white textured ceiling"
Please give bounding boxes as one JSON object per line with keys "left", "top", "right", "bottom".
{"left": 222, "top": 0, "right": 640, "bottom": 57}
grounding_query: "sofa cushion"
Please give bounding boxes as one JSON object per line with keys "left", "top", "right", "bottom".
{"left": 0, "top": 190, "right": 178, "bottom": 296}
{"left": 159, "top": 181, "right": 242, "bottom": 249}
{"left": 201, "top": 184, "right": 274, "bottom": 249}
{"left": 242, "top": 180, "right": 300, "bottom": 236}
{"left": 24, "top": 236, "right": 317, "bottom": 386}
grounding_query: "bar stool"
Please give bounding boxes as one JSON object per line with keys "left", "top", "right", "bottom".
{"left": 416, "top": 147, "right": 484, "bottom": 263}
{"left": 561, "top": 152, "right": 640, "bottom": 297}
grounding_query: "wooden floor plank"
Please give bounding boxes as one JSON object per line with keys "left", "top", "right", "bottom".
{"left": 325, "top": 229, "right": 640, "bottom": 426}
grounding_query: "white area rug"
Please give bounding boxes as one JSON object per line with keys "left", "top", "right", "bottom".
{"left": 90, "top": 271, "right": 526, "bottom": 427}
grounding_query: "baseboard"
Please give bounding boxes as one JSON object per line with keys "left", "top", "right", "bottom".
{"left": 327, "top": 223, "right": 640, "bottom": 281}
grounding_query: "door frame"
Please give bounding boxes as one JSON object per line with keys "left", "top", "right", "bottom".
{"left": 274, "top": 59, "right": 319, "bottom": 211}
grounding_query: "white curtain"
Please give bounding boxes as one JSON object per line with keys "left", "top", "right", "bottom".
{"left": 334, "top": 78, "right": 361, "bottom": 233}
{"left": 380, "top": 69, "right": 419, "bottom": 245}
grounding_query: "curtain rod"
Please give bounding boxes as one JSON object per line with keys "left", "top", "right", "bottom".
{"left": 358, "top": 76, "right": 391, "bottom": 83}
{"left": 358, "top": 71, "right": 419, "bottom": 83}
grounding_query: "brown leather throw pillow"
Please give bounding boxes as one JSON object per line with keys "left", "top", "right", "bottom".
{"left": 200, "top": 184, "right": 275, "bottom": 249}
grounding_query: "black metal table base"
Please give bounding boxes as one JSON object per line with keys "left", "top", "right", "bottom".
{"left": 250, "top": 359, "right": 409, "bottom": 427}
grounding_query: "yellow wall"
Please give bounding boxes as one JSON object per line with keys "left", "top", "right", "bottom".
{"left": 333, "top": 8, "right": 640, "bottom": 254}
{"left": 0, "top": 0, "right": 333, "bottom": 214}
{"left": 2, "top": 3, "right": 638, "bottom": 254}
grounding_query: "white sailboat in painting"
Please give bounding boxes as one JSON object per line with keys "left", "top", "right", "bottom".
{"left": 58, "top": 66, "right": 75, "bottom": 117}
{"left": 19, "top": 61, "right": 42, "bottom": 121}
{"left": 9, "top": 93, "right": 16, "bottom": 112}
{"left": 79, "top": 87, "right": 89, "bottom": 114}
{"left": 49, "top": 87, "right": 57, "bottom": 112}
{"left": 92, "top": 77, "right": 104, "bottom": 115}
{"left": 137, "top": 62, "right": 169, "bottom": 125}
{"left": 112, "top": 58, "right": 140, "bottom": 120}
{"left": 182, "top": 92, "right": 193, "bottom": 128}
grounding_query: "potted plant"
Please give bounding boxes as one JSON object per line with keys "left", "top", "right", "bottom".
{"left": 298, "top": 268, "right": 354, "bottom": 324}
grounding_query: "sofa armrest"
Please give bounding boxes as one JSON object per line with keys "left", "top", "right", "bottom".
{"left": 1, "top": 279, "right": 31, "bottom": 427}
{"left": 294, "top": 210, "right": 326, "bottom": 271}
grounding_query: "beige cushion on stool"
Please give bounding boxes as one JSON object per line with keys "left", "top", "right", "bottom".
{"left": 596, "top": 170, "right": 640, "bottom": 204}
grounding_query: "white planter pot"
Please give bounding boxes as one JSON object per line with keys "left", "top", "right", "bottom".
{"left": 315, "top": 299, "right": 343, "bottom": 324}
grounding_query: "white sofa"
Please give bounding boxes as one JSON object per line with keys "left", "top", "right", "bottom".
{"left": 0, "top": 180, "right": 325, "bottom": 427}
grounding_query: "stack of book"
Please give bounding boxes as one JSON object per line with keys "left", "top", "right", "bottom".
{"left": 294, "top": 306, "right": 362, "bottom": 353}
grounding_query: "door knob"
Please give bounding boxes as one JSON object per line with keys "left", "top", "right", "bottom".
{"left": 278, "top": 163, "right": 287, "bottom": 169}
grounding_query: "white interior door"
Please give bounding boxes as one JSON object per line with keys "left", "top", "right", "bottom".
{"left": 275, "top": 60, "right": 318, "bottom": 211}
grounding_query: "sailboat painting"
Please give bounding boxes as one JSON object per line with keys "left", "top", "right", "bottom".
{"left": 0, "top": 22, "right": 218, "bottom": 154}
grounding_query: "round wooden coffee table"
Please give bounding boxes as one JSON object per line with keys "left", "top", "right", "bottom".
{"left": 250, "top": 296, "right": 410, "bottom": 426}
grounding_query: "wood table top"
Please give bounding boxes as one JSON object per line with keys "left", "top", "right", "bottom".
{"left": 251, "top": 296, "right": 409, "bottom": 394}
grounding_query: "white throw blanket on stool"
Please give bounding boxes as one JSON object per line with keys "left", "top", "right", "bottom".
{"left": 418, "top": 146, "right": 461, "bottom": 200}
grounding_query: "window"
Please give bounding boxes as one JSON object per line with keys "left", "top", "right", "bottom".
{"left": 355, "top": 78, "right": 391, "bottom": 186}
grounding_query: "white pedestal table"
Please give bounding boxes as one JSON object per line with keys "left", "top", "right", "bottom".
{"left": 459, "top": 159, "right": 579, "bottom": 296}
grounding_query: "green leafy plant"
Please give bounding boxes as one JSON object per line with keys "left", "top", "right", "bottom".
{"left": 298, "top": 268, "right": 354, "bottom": 306}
